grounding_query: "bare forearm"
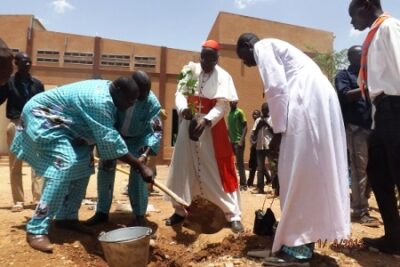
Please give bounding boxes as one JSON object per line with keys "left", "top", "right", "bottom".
{"left": 240, "top": 125, "right": 247, "bottom": 143}
{"left": 118, "top": 153, "right": 141, "bottom": 169}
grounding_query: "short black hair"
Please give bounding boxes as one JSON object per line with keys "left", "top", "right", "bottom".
{"left": 132, "top": 70, "right": 151, "bottom": 92}
{"left": 352, "top": 0, "right": 382, "bottom": 9}
{"left": 236, "top": 33, "right": 259, "bottom": 54}
{"left": 347, "top": 45, "right": 362, "bottom": 58}
{"left": 112, "top": 76, "right": 139, "bottom": 96}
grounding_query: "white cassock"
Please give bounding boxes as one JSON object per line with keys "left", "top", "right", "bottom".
{"left": 254, "top": 39, "right": 350, "bottom": 253}
{"left": 166, "top": 62, "right": 242, "bottom": 222}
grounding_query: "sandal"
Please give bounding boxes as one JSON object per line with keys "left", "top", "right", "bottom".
{"left": 11, "top": 202, "right": 24, "bottom": 212}
{"left": 359, "top": 214, "right": 380, "bottom": 228}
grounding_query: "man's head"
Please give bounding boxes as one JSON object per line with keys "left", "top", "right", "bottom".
{"left": 347, "top": 45, "right": 362, "bottom": 69}
{"left": 0, "top": 38, "right": 13, "bottom": 85}
{"left": 261, "top": 102, "right": 269, "bottom": 117}
{"left": 110, "top": 76, "right": 139, "bottom": 111}
{"left": 252, "top": 110, "right": 261, "bottom": 121}
{"left": 14, "top": 52, "right": 32, "bottom": 75}
{"left": 230, "top": 101, "right": 238, "bottom": 110}
{"left": 201, "top": 40, "right": 219, "bottom": 73}
{"left": 349, "top": 0, "right": 383, "bottom": 31}
{"left": 236, "top": 33, "right": 260, "bottom": 67}
{"left": 132, "top": 70, "right": 151, "bottom": 101}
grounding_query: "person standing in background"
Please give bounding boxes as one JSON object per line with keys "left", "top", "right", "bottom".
{"left": 0, "top": 52, "right": 44, "bottom": 212}
{"left": 250, "top": 103, "right": 273, "bottom": 194}
{"left": 335, "top": 45, "right": 379, "bottom": 227}
{"left": 228, "top": 101, "right": 248, "bottom": 191}
{"left": 247, "top": 109, "right": 260, "bottom": 187}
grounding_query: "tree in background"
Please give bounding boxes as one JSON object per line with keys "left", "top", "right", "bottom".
{"left": 307, "top": 46, "right": 349, "bottom": 84}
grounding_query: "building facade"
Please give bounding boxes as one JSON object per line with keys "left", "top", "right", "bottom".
{"left": 0, "top": 12, "right": 333, "bottom": 163}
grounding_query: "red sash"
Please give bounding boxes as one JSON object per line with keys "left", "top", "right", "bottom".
{"left": 359, "top": 14, "right": 390, "bottom": 97}
{"left": 188, "top": 95, "right": 238, "bottom": 193}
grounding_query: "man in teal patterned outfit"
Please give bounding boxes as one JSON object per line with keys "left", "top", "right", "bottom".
{"left": 11, "top": 77, "right": 153, "bottom": 253}
{"left": 86, "top": 71, "right": 162, "bottom": 226}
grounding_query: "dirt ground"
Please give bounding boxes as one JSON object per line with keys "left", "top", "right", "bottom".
{"left": 0, "top": 158, "right": 399, "bottom": 267}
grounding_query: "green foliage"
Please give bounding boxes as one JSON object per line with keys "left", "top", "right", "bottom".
{"left": 306, "top": 45, "right": 349, "bottom": 84}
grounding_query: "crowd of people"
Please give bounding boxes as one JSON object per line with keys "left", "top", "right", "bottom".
{"left": 0, "top": 0, "right": 399, "bottom": 265}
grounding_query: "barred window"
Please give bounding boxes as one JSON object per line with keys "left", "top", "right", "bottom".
{"left": 37, "top": 50, "right": 60, "bottom": 63}
{"left": 64, "top": 51, "right": 93, "bottom": 65}
{"left": 101, "top": 54, "right": 130, "bottom": 67}
{"left": 134, "top": 56, "right": 156, "bottom": 71}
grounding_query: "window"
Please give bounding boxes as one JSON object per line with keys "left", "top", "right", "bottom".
{"left": 64, "top": 51, "right": 93, "bottom": 65}
{"left": 134, "top": 56, "right": 156, "bottom": 71}
{"left": 101, "top": 54, "right": 130, "bottom": 67}
{"left": 37, "top": 50, "right": 60, "bottom": 63}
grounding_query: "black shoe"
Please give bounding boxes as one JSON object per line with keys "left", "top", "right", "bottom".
{"left": 84, "top": 212, "right": 109, "bottom": 226}
{"left": 133, "top": 215, "right": 148, "bottom": 227}
{"left": 231, "top": 220, "right": 244, "bottom": 233}
{"left": 240, "top": 185, "right": 248, "bottom": 191}
{"left": 55, "top": 219, "right": 95, "bottom": 235}
{"left": 362, "top": 236, "right": 400, "bottom": 255}
{"left": 165, "top": 213, "right": 185, "bottom": 226}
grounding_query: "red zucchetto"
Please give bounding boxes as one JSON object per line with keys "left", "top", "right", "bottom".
{"left": 202, "top": 40, "right": 220, "bottom": 51}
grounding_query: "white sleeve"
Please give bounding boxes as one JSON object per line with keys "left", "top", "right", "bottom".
{"left": 203, "top": 99, "right": 229, "bottom": 127}
{"left": 383, "top": 21, "right": 400, "bottom": 81}
{"left": 254, "top": 41, "right": 289, "bottom": 133}
{"left": 175, "top": 91, "right": 188, "bottom": 115}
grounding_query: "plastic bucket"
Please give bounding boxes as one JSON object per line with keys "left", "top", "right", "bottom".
{"left": 98, "top": 227, "right": 152, "bottom": 267}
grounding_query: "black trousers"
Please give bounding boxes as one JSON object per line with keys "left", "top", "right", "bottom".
{"left": 367, "top": 95, "right": 400, "bottom": 241}
{"left": 247, "top": 145, "right": 257, "bottom": 186}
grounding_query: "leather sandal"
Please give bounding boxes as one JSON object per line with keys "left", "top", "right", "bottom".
{"left": 26, "top": 233, "right": 53, "bottom": 253}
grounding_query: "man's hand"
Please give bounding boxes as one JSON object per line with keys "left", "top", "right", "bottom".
{"left": 138, "top": 163, "right": 154, "bottom": 183}
{"left": 238, "top": 139, "right": 244, "bottom": 147}
{"left": 255, "top": 119, "right": 267, "bottom": 132}
{"left": 138, "top": 155, "right": 147, "bottom": 164}
{"left": 192, "top": 118, "right": 208, "bottom": 139}
{"left": 181, "top": 108, "right": 193, "bottom": 120}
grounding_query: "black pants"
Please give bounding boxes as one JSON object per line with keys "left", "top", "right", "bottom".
{"left": 247, "top": 145, "right": 257, "bottom": 186}
{"left": 367, "top": 95, "right": 400, "bottom": 241}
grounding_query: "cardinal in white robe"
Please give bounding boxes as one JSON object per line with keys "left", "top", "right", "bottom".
{"left": 165, "top": 40, "right": 244, "bottom": 233}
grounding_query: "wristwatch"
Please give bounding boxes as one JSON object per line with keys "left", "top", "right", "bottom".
{"left": 204, "top": 118, "right": 212, "bottom": 127}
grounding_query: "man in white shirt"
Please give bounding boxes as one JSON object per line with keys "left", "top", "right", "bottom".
{"left": 250, "top": 102, "right": 273, "bottom": 194}
{"left": 236, "top": 33, "right": 350, "bottom": 265}
{"left": 349, "top": 0, "right": 400, "bottom": 255}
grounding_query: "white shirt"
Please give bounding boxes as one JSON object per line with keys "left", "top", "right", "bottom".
{"left": 251, "top": 117, "right": 273, "bottom": 150}
{"left": 366, "top": 17, "right": 400, "bottom": 99}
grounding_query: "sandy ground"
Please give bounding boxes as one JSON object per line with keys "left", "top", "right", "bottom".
{"left": 0, "top": 158, "right": 399, "bottom": 267}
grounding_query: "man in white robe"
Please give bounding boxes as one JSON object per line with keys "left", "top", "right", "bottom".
{"left": 165, "top": 40, "right": 244, "bottom": 233}
{"left": 236, "top": 33, "right": 350, "bottom": 264}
